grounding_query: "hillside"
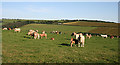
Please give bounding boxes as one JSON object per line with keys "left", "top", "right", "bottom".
{"left": 63, "top": 22, "right": 120, "bottom": 36}
{"left": 63, "top": 21, "right": 119, "bottom": 27}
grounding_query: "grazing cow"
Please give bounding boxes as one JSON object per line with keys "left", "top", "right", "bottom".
{"left": 33, "top": 32, "right": 40, "bottom": 39}
{"left": 117, "top": 36, "right": 119, "bottom": 38}
{"left": 110, "top": 36, "right": 114, "bottom": 39}
{"left": 2, "top": 28, "right": 8, "bottom": 30}
{"left": 78, "top": 33, "right": 85, "bottom": 47}
{"left": 40, "top": 33, "right": 47, "bottom": 39}
{"left": 55, "top": 31, "right": 59, "bottom": 34}
{"left": 101, "top": 35, "right": 107, "bottom": 38}
{"left": 51, "top": 38, "right": 55, "bottom": 40}
{"left": 51, "top": 31, "right": 56, "bottom": 33}
{"left": 8, "top": 28, "right": 11, "bottom": 30}
{"left": 86, "top": 34, "right": 92, "bottom": 39}
{"left": 14, "top": 28, "right": 21, "bottom": 32}
{"left": 28, "top": 30, "right": 35, "bottom": 35}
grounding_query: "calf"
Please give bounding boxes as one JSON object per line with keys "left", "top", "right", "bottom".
{"left": 70, "top": 38, "right": 78, "bottom": 47}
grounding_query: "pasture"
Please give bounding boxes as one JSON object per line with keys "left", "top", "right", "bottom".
{"left": 2, "top": 24, "right": 119, "bottom": 63}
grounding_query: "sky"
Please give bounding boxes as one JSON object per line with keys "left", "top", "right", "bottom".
{"left": 1, "top": 0, "right": 120, "bottom": 2}
{"left": 2, "top": 2, "right": 118, "bottom": 23}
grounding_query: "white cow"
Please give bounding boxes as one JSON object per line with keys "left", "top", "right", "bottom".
{"left": 78, "top": 33, "right": 85, "bottom": 47}
{"left": 2, "top": 28, "right": 8, "bottom": 30}
{"left": 101, "top": 35, "right": 107, "bottom": 38}
{"left": 14, "top": 28, "right": 21, "bottom": 32}
{"left": 73, "top": 32, "right": 80, "bottom": 40}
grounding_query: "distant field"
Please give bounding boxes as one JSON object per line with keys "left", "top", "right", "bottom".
{"left": 2, "top": 24, "right": 118, "bottom": 63}
{"left": 89, "top": 27, "right": 119, "bottom": 36}
{"left": 63, "top": 22, "right": 119, "bottom": 36}
{"left": 63, "top": 22, "right": 119, "bottom": 27}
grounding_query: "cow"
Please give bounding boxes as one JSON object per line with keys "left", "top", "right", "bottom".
{"left": 78, "top": 33, "right": 85, "bottom": 47}
{"left": 8, "top": 28, "right": 11, "bottom": 30}
{"left": 36, "top": 30, "right": 38, "bottom": 32}
{"left": 51, "top": 38, "right": 55, "bottom": 40}
{"left": 86, "top": 34, "right": 92, "bottom": 39}
{"left": 40, "top": 33, "right": 47, "bottom": 39}
{"left": 110, "top": 36, "right": 114, "bottom": 39}
{"left": 14, "top": 28, "right": 21, "bottom": 32}
{"left": 33, "top": 32, "right": 40, "bottom": 39}
{"left": 2, "top": 28, "right": 8, "bottom": 30}
{"left": 72, "top": 32, "right": 80, "bottom": 40}
{"left": 101, "top": 35, "right": 107, "bottom": 38}
{"left": 70, "top": 38, "right": 78, "bottom": 47}
{"left": 28, "top": 30, "right": 35, "bottom": 35}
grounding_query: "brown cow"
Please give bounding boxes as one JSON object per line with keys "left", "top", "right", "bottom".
{"left": 40, "top": 33, "right": 47, "bottom": 39}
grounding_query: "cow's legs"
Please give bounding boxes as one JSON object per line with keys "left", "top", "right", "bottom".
{"left": 71, "top": 42, "right": 73, "bottom": 47}
{"left": 81, "top": 42, "right": 84, "bottom": 47}
{"left": 38, "top": 35, "right": 40, "bottom": 39}
{"left": 45, "top": 35, "right": 47, "bottom": 39}
{"left": 34, "top": 36, "right": 37, "bottom": 39}
{"left": 78, "top": 42, "right": 80, "bottom": 47}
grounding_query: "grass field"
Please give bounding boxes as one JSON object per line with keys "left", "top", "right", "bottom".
{"left": 2, "top": 24, "right": 119, "bottom": 63}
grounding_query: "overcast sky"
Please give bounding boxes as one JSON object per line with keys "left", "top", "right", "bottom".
{"left": 2, "top": 2, "right": 118, "bottom": 23}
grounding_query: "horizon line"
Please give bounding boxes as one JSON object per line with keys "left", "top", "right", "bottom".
{"left": 2, "top": 17, "right": 117, "bottom": 23}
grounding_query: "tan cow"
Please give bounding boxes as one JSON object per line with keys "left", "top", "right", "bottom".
{"left": 86, "top": 34, "right": 92, "bottom": 39}
{"left": 40, "top": 33, "right": 47, "bottom": 39}
{"left": 14, "top": 28, "right": 21, "bottom": 32}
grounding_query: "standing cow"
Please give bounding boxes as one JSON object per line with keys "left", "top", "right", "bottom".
{"left": 78, "top": 33, "right": 85, "bottom": 47}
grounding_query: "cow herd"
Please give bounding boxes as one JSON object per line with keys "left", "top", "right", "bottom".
{"left": 2, "top": 27, "right": 120, "bottom": 48}
{"left": 27, "top": 30, "right": 47, "bottom": 39}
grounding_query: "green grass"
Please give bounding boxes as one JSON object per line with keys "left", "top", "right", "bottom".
{"left": 2, "top": 24, "right": 118, "bottom": 63}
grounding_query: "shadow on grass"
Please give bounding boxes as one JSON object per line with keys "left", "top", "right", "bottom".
{"left": 23, "top": 36, "right": 33, "bottom": 39}
{"left": 59, "top": 43, "right": 70, "bottom": 47}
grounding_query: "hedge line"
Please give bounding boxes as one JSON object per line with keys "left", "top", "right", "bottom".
{"left": 2, "top": 20, "right": 34, "bottom": 29}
